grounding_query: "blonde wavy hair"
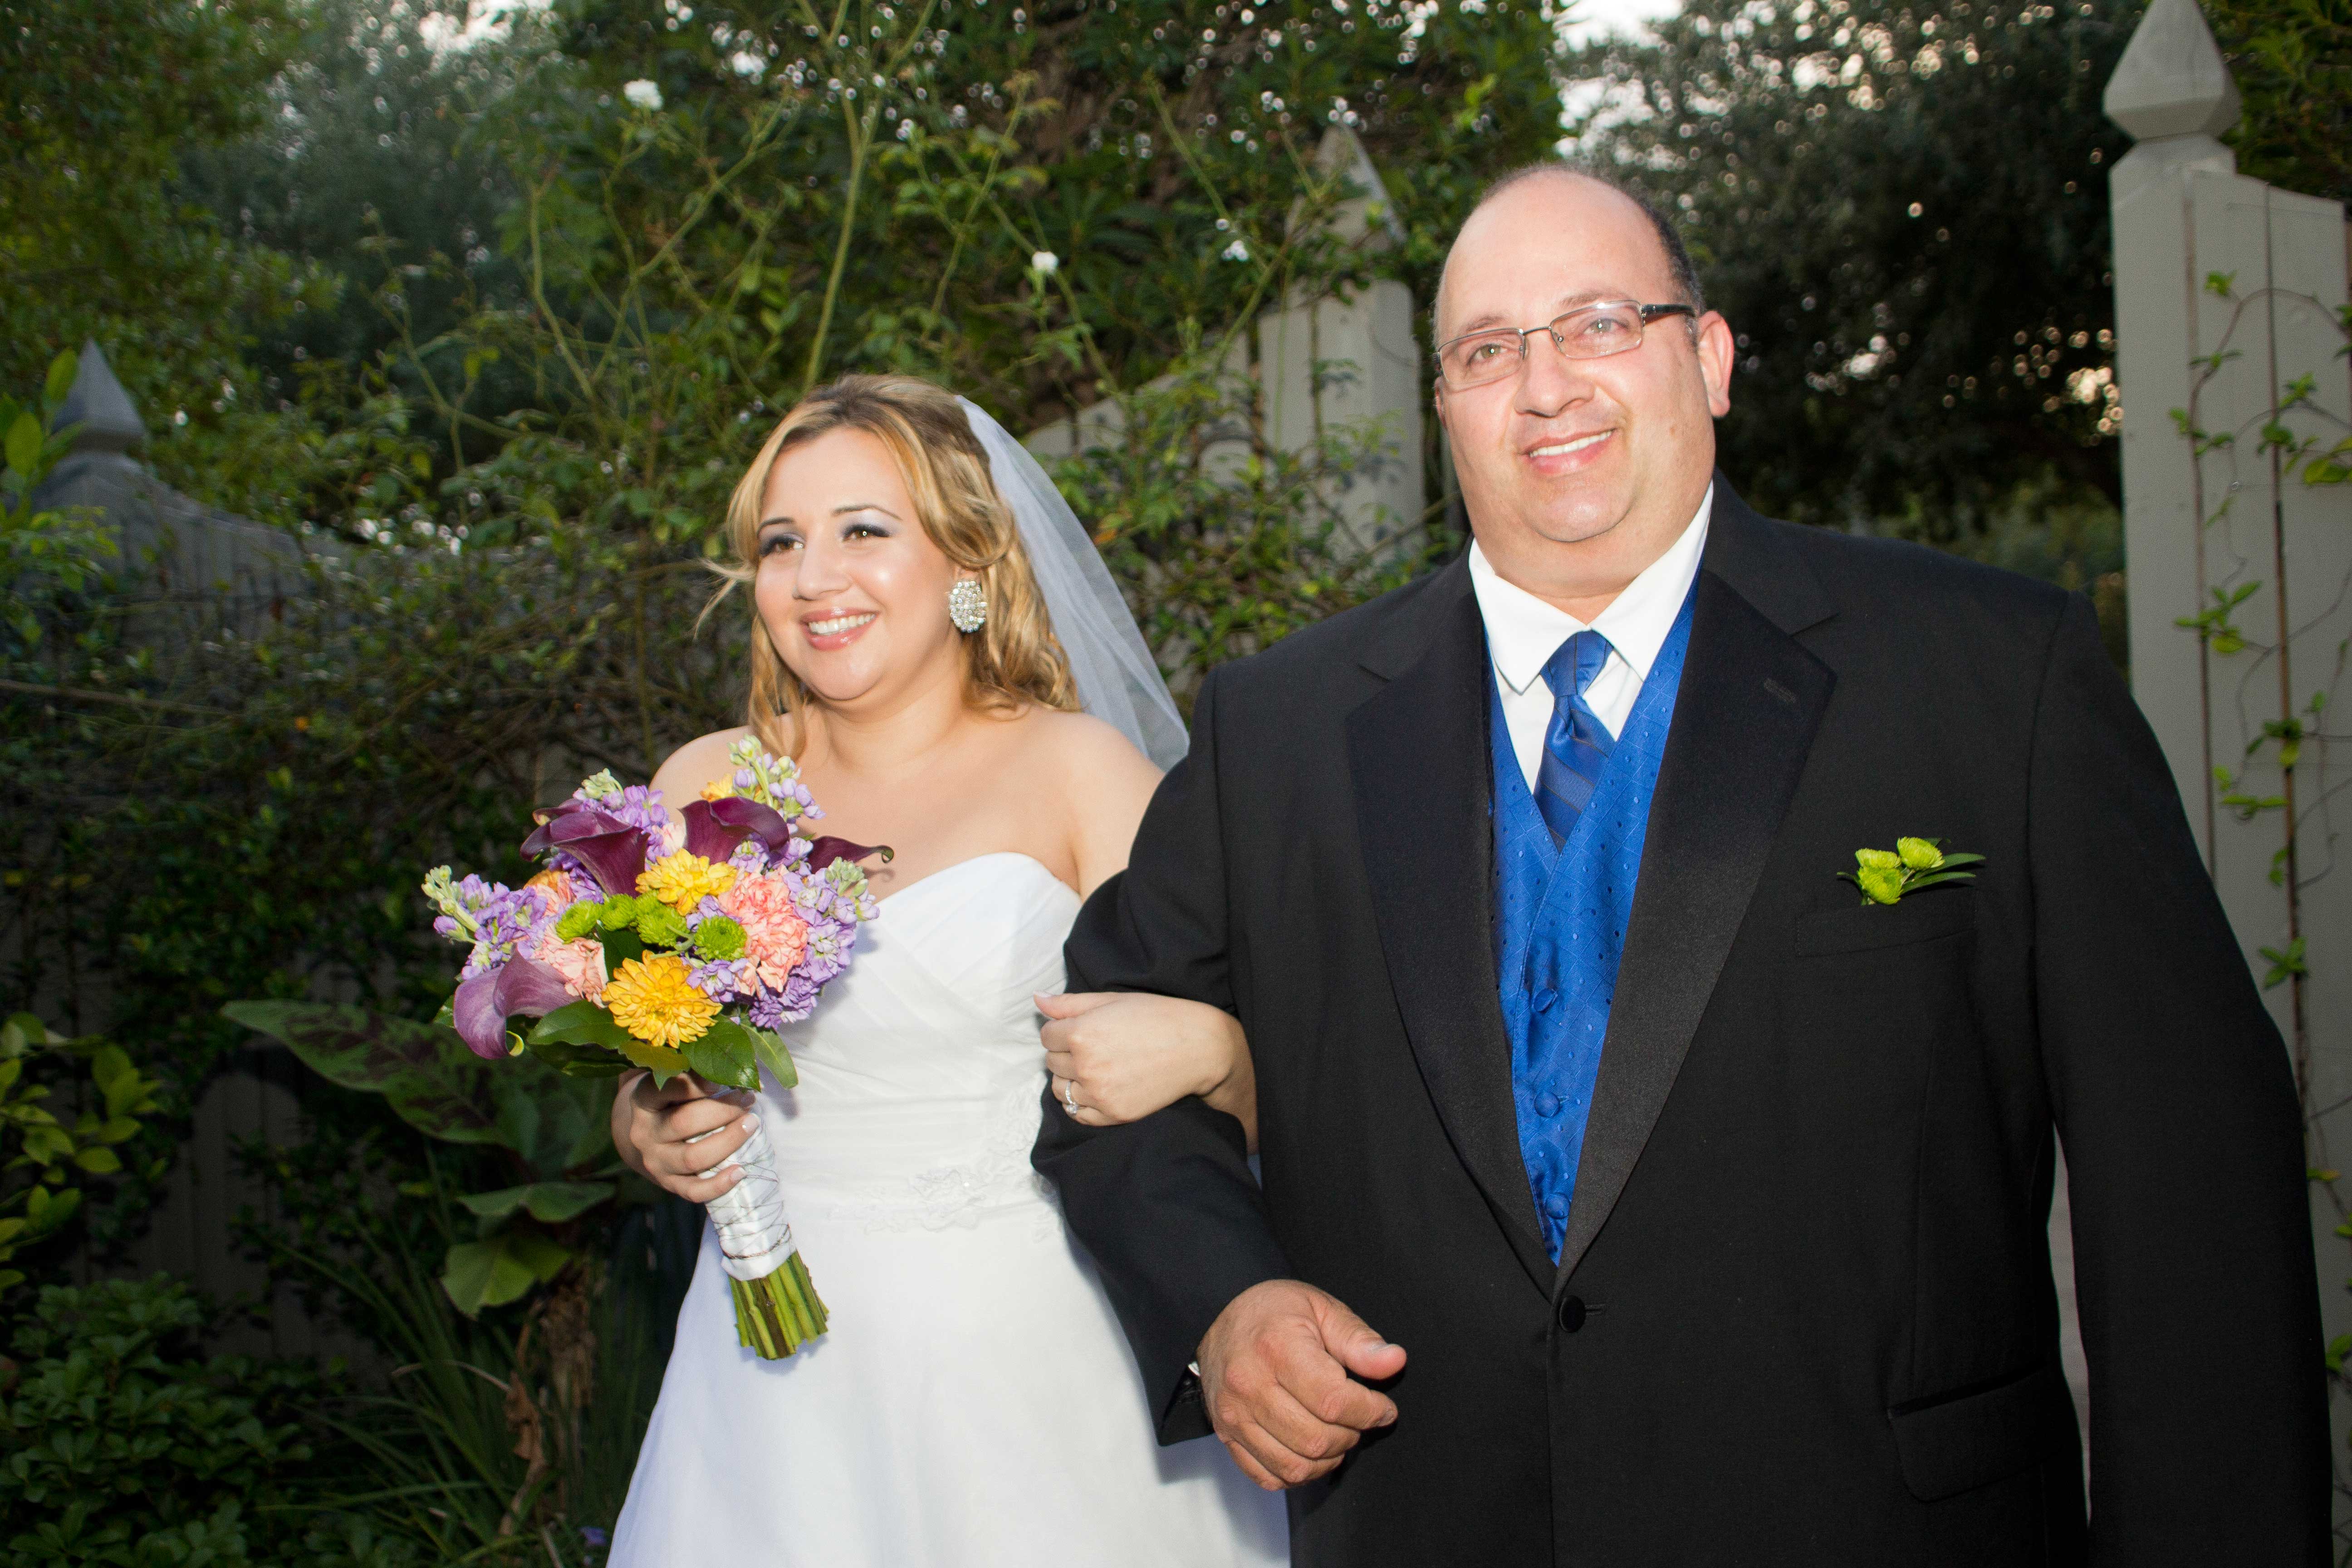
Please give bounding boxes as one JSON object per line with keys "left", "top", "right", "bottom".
{"left": 712, "top": 374, "right": 1079, "bottom": 758}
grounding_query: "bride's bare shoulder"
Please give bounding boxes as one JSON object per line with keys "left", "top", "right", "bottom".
{"left": 652, "top": 726, "right": 753, "bottom": 803}
{"left": 1016, "top": 706, "right": 1158, "bottom": 789}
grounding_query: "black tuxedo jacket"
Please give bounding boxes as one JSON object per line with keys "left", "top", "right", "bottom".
{"left": 1034, "top": 484, "right": 2327, "bottom": 1566}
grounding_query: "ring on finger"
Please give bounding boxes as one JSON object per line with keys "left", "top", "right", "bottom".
{"left": 1062, "top": 1076, "right": 1082, "bottom": 1116}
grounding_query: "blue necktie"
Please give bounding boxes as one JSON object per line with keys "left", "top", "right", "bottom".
{"left": 1534, "top": 630, "right": 1615, "bottom": 847}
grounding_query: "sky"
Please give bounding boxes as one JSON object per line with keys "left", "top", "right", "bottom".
{"left": 1558, "top": 0, "right": 1683, "bottom": 49}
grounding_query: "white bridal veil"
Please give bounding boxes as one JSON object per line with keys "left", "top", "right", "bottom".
{"left": 956, "top": 398, "right": 1189, "bottom": 770}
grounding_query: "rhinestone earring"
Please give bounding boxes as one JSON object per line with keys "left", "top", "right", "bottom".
{"left": 946, "top": 578, "right": 987, "bottom": 633}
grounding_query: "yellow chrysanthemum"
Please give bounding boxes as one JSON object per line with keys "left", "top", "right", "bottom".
{"left": 637, "top": 851, "right": 737, "bottom": 914}
{"left": 701, "top": 778, "right": 737, "bottom": 802}
{"left": 604, "top": 954, "right": 720, "bottom": 1049}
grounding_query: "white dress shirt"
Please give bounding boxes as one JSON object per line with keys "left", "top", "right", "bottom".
{"left": 1466, "top": 485, "right": 1714, "bottom": 793}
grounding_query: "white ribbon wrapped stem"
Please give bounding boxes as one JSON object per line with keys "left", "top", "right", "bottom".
{"left": 706, "top": 1122, "right": 796, "bottom": 1282}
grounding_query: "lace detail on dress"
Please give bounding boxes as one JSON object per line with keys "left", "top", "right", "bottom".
{"left": 809, "top": 1075, "right": 1059, "bottom": 1237}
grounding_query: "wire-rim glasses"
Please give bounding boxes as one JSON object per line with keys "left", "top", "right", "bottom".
{"left": 1435, "top": 301, "right": 1697, "bottom": 391}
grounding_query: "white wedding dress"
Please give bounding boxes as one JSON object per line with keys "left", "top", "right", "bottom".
{"left": 611, "top": 853, "right": 1288, "bottom": 1567}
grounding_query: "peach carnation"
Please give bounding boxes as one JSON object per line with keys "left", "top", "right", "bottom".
{"left": 717, "top": 870, "right": 811, "bottom": 991}
{"left": 534, "top": 931, "right": 608, "bottom": 1004}
{"left": 523, "top": 867, "right": 576, "bottom": 914}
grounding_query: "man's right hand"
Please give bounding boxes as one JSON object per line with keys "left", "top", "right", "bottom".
{"left": 610, "top": 1068, "right": 759, "bottom": 1203}
{"left": 1197, "top": 1279, "right": 1409, "bottom": 1490}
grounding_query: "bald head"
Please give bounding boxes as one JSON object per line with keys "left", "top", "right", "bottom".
{"left": 1436, "top": 165, "right": 1704, "bottom": 341}
{"left": 1429, "top": 161, "right": 1734, "bottom": 619}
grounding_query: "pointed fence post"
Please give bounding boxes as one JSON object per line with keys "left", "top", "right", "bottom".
{"left": 2105, "top": 0, "right": 2352, "bottom": 1499}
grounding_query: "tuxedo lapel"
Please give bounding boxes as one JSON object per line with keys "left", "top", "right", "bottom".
{"left": 1557, "top": 487, "right": 1838, "bottom": 1282}
{"left": 1346, "top": 560, "right": 1552, "bottom": 1290}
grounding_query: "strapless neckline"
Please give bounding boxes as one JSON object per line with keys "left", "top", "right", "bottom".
{"left": 873, "top": 849, "right": 1081, "bottom": 910}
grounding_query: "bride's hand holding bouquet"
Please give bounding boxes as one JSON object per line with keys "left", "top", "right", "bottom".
{"left": 419, "top": 737, "right": 887, "bottom": 1358}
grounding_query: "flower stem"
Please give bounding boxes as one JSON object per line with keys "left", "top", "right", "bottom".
{"left": 730, "top": 1253, "right": 830, "bottom": 1359}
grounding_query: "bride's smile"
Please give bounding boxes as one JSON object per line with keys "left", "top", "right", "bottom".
{"left": 753, "top": 424, "right": 973, "bottom": 711}
{"left": 610, "top": 374, "right": 1280, "bottom": 1567}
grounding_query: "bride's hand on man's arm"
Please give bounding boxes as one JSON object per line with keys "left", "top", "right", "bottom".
{"left": 610, "top": 1068, "right": 761, "bottom": 1202}
{"left": 1038, "top": 991, "right": 1259, "bottom": 1149}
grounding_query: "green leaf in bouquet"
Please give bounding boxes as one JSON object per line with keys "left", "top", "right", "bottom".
{"left": 530, "top": 1000, "right": 637, "bottom": 1053}
{"left": 682, "top": 1020, "right": 761, "bottom": 1092}
{"left": 534, "top": 1000, "right": 689, "bottom": 1081}
{"left": 442, "top": 1230, "right": 574, "bottom": 1316}
{"left": 523, "top": 1035, "right": 632, "bottom": 1078}
{"left": 223, "top": 1001, "right": 502, "bottom": 1147}
{"left": 457, "top": 1180, "right": 615, "bottom": 1235}
{"left": 602, "top": 927, "right": 646, "bottom": 970}
{"left": 753, "top": 1028, "right": 799, "bottom": 1091}
{"left": 615, "top": 1036, "right": 692, "bottom": 1080}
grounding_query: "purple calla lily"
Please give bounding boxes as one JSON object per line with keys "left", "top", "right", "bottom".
{"left": 680, "top": 795, "right": 796, "bottom": 862}
{"left": 520, "top": 801, "right": 650, "bottom": 895}
{"left": 452, "top": 956, "right": 578, "bottom": 1059}
{"left": 807, "top": 837, "right": 894, "bottom": 873}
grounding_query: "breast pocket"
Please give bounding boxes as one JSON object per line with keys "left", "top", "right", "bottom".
{"left": 1792, "top": 890, "right": 1977, "bottom": 957}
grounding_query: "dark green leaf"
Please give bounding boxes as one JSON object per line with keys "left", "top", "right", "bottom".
{"left": 442, "top": 1230, "right": 574, "bottom": 1316}
{"left": 457, "top": 1180, "right": 614, "bottom": 1234}
{"left": 682, "top": 1019, "right": 760, "bottom": 1091}
{"left": 602, "top": 928, "right": 645, "bottom": 970}
{"left": 753, "top": 1028, "right": 798, "bottom": 1091}
{"left": 530, "top": 1000, "right": 637, "bottom": 1052}
{"left": 224, "top": 1000, "right": 502, "bottom": 1147}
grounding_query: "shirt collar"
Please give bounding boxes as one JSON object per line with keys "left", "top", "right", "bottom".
{"left": 1466, "top": 484, "right": 1714, "bottom": 696}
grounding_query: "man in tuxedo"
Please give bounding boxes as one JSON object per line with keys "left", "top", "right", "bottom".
{"left": 1033, "top": 164, "right": 2326, "bottom": 1564}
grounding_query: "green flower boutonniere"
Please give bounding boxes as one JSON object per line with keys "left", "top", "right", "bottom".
{"left": 1839, "top": 837, "right": 1986, "bottom": 906}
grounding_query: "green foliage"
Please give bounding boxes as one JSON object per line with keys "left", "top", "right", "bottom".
{"left": 0, "top": 1014, "right": 164, "bottom": 1294}
{"left": 2208, "top": 0, "right": 2352, "bottom": 206}
{"left": 222, "top": 1003, "right": 619, "bottom": 1317}
{"left": 1565, "top": 0, "right": 2133, "bottom": 531}
{"left": 176, "top": 0, "right": 529, "bottom": 393}
{"left": 0, "top": 0, "right": 338, "bottom": 510}
{"left": 0, "top": 352, "right": 121, "bottom": 659}
{"left": 0, "top": 1275, "right": 388, "bottom": 1567}
{"left": 260, "top": 1199, "right": 690, "bottom": 1562}
{"left": 1052, "top": 353, "right": 1443, "bottom": 696}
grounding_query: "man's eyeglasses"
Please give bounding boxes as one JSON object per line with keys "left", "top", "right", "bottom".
{"left": 1435, "top": 301, "right": 1697, "bottom": 391}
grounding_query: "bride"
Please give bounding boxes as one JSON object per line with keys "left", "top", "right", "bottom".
{"left": 607, "top": 375, "right": 1287, "bottom": 1565}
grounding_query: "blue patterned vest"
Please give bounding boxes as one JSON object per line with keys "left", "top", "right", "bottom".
{"left": 1489, "top": 581, "right": 1697, "bottom": 1260}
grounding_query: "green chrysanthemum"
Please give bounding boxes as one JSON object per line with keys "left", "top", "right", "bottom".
{"left": 555, "top": 901, "right": 603, "bottom": 943}
{"left": 633, "top": 900, "right": 689, "bottom": 948}
{"left": 694, "top": 915, "right": 748, "bottom": 961}
{"left": 1857, "top": 866, "right": 1907, "bottom": 905}
{"left": 1896, "top": 837, "right": 1944, "bottom": 871}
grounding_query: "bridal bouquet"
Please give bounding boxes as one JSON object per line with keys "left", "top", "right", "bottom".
{"left": 421, "top": 737, "right": 885, "bottom": 1359}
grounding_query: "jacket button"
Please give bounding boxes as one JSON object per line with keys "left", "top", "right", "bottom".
{"left": 1556, "top": 1294, "right": 1587, "bottom": 1333}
